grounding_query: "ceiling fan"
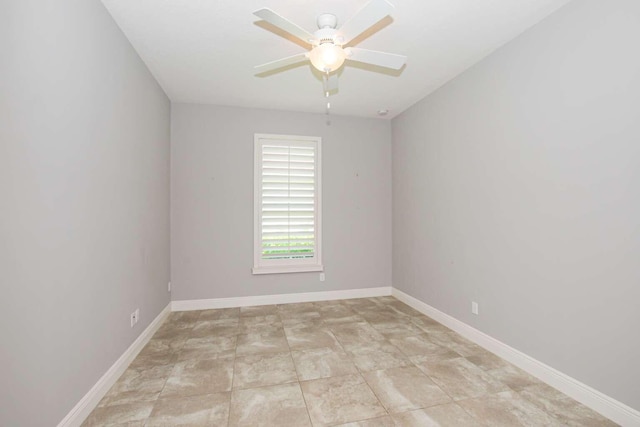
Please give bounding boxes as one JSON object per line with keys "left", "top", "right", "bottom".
{"left": 253, "top": 0, "right": 407, "bottom": 96}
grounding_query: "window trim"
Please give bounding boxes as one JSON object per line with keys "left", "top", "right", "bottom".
{"left": 252, "top": 133, "right": 323, "bottom": 275}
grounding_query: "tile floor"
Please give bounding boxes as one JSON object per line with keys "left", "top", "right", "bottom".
{"left": 82, "top": 296, "right": 617, "bottom": 426}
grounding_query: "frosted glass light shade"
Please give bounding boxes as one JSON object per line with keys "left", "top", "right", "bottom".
{"left": 309, "top": 44, "right": 346, "bottom": 73}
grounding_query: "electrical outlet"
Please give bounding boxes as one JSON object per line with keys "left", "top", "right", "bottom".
{"left": 471, "top": 301, "right": 479, "bottom": 315}
{"left": 130, "top": 308, "right": 140, "bottom": 327}
{"left": 168, "top": 281, "right": 171, "bottom": 292}
{"left": 319, "top": 273, "right": 325, "bottom": 282}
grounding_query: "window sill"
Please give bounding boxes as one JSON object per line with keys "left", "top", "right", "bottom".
{"left": 252, "top": 265, "right": 324, "bottom": 275}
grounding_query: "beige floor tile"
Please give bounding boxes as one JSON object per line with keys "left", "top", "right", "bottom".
{"left": 330, "top": 322, "right": 386, "bottom": 346}
{"left": 409, "top": 314, "right": 440, "bottom": 329}
{"left": 392, "top": 403, "right": 479, "bottom": 426}
{"left": 162, "top": 312, "right": 201, "bottom": 335}
{"left": 317, "top": 304, "right": 359, "bottom": 321}
{"left": 344, "top": 340, "right": 411, "bottom": 372}
{"left": 282, "top": 316, "right": 325, "bottom": 328}
{"left": 277, "top": 302, "right": 317, "bottom": 314}
{"left": 291, "top": 347, "right": 359, "bottom": 381}
{"left": 487, "top": 364, "right": 541, "bottom": 391}
{"left": 426, "top": 331, "right": 486, "bottom": 357}
{"left": 153, "top": 322, "right": 194, "bottom": 341}
{"left": 518, "top": 383, "right": 618, "bottom": 426}
{"left": 371, "top": 296, "right": 398, "bottom": 305}
{"left": 323, "top": 314, "right": 368, "bottom": 325}
{"left": 236, "top": 329, "right": 290, "bottom": 356}
{"left": 362, "top": 366, "right": 451, "bottom": 413}
{"left": 465, "top": 347, "right": 511, "bottom": 371}
{"left": 385, "top": 301, "right": 423, "bottom": 317}
{"left": 239, "top": 314, "right": 281, "bottom": 325}
{"left": 144, "top": 336, "right": 189, "bottom": 353}
{"left": 389, "top": 334, "right": 459, "bottom": 358}
{"left": 240, "top": 304, "right": 279, "bottom": 317}
{"left": 340, "top": 298, "right": 380, "bottom": 310}
{"left": 237, "top": 314, "right": 283, "bottom": 334}
{"left": 101, "top": 365, "right": 173, "bottom": 406}
{"left": 145, "top": 392, "right": 230, "bottom": 426}
{"left": 335, "top": 415, "right": 396, "bottom": 426}
{"left": 81, "top": 402, "right": 153, "bottom": 426}
{"left": 356, "top": 308, "right": 407, "bottom": 324}
{"left": 368, "top": 319, "right": 425, "bottom": 338}
{"left": 279, "top": 310, "right": 322, "bottom": 325}
{"left": 176, "top": 335, "right": 236, "bottom": 362}
{"left": 411, "top": 318, "right": 453, "bottom": 335}
{"left": 415, "top": 357, "right": 508, "bottom": 400}
{"left": 229, "top": 383, "right": 311, "bottom": 426}
{"left": 130, "top": 337, "right": 184, "bottom": 368}
{"left": 233, "top": 352, "right": 298, "bottom": 389}
{"left": 408, "top": 352, "right": 465, "bottom": 368}
{"left": 198, "top": 307, "right": 240, "bottom": 321}
{"left": 161, "top": 356, "right": 234, "bottom": 398}
{"left": 128, "top": 353, "right": 176, "bottom": 371}
{"left": 284, "top": 325, "right": 342, "bottom": 350}
{"left": 301, "top": 374, "right": 387, "bottom": 426}
{"left": 314, "top": 299, "right": 348, "bottom": 309}
{"left": 458, "top": 390, "right": 563, "bottom": 426}
{"left": 169, "top": 311, "right": 202, "bottom": 324}
{"left": 190, "top": 318, "right": 239, "bottom": 338}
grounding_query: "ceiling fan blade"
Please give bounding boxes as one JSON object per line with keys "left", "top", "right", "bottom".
{"left": 254, "top": 52, "right": 308, "bottom": 74}
{"left": 254, "top": 8, "right": 315, "bottom": 45}
{"left": 346, "top": 47, "right": 406, "bottom": 70}
{"left": 338, "top": 0, "right": 394, "bottom": 45}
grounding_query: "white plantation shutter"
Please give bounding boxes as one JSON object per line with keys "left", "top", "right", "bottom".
{"left": 253, "top": 134, "right": 323, "bottom": 274}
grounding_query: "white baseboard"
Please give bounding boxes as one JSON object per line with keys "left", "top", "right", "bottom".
{"left": 57, "top": 303, "right": 172, "bottom": 427}
{"left": 391, "top": 288, "right": 640, "bottom": 427}
{"left": 171, "top": 286, "right": 392, "bottom": 311}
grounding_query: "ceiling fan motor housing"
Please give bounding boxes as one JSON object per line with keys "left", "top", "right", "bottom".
{"left": 317, "top": 13, "right": 337, "bottom": 29}
{"left": 314, "top": 14, "right": 340, "bottom": 46}
{"left": 314, "top": 28, "right": 339, "bottom": 45}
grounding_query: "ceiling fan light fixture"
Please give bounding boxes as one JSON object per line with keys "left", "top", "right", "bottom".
{"left": 309, "top": 44, "right": 346, "bottom": 73}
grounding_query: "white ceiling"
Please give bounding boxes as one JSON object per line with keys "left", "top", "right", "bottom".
{"left": 101, "top": 0, "right": 570, "bottom": 119}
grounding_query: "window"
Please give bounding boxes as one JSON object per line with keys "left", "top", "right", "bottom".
{"left": 253, "top": 133, "right": 322, "bottom": 274}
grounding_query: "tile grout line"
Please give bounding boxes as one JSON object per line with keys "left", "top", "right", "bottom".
{"left": 279, "top": 306, "right": 316, "bottom": 427}
{"left": 226, "top": 312, "right": 240, "bottom": 427}
{"left": 345, "top": 305, "right": 392, "bottom": 422}
{"left": 397, "top": 318, "right": 492, "bottom": 426}
{"left": 140, "top": 313, "right": 195, "bottom": 426}
{"left": 342, "top": 298, "right": 472, "bottom": 424}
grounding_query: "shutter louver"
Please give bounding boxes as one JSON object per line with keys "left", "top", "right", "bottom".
{"left": 261, "top": 143, "right": 316, "bottom": 260}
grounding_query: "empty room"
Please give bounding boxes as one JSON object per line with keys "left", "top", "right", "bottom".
{"left": 2, "top": 0, "right": 639, "bottom": 426}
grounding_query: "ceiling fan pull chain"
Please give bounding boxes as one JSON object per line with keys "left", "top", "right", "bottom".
{"left": 324, "top": 71, "right": 332, "bottom": 116}
{"left": 324, "top": 72, "right": 328, "bottom": 97}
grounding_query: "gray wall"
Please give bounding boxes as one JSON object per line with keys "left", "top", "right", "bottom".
{"left": 0, "top": 1, "right": 170, "bottom": 425}
{"left": 171, "top": 104, "right": 391, "bottom": 301}
{"left": 392, "top": 0, "right": 640, "bottom": 411}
